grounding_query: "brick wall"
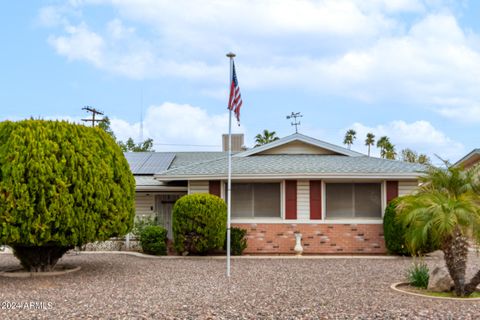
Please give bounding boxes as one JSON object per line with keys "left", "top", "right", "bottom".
{"left": 233, "top": 223, "right": 385, "bottom": 254}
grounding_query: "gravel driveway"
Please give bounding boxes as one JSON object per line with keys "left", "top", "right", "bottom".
{"left": 1, "top": 252, "right": 479, "bottom": 319}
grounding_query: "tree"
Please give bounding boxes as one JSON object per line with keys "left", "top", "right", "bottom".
{"left": 118, "top": 137, "right": 154, "bottom": 152}
{"left": 396, "top": 163, "right": 480, "bottom": 296}
{"left": 98, "top": 117, "right": 154, "bottom": 152}
{"left": 365, "top": 133, "right": 375, "bottom": 156}
{"left": 343, "top": 129, "right": 356, "bottom": 149}
{"left": 0, "top": 120, "right": 136, "bottom": 272}
{"left": 254, "top": 129, "right": 279, "bottom": 147}
{"left": 384, "top": 142, "right": 397, "bottom": 160}
{"left": 376, "top": 136, "right": 396, "bottom": 159}
{"left": 401, "top": 148, "right": 431, "bottom": 165}
{"left": 97, "top": 116, "right": 116, "bottom": 140}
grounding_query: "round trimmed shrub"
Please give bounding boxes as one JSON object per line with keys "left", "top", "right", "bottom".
{"left": 140, "top": 225, "right": 168, "bottom": 255}
{"left": 224, "top": 227, "right": 248, "bottom": 255}
{"left": 383, "top": 199, "right": 437, "bottom": 256}
{"left": 172, "top": 193, "right": 227, "bottom": 255}
{"left": 0, "top": 120, "right": 135, "bottom": 271}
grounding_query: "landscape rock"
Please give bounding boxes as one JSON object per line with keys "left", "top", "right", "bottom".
{"left": 428, "top": 266, "right": 454, "bottom": 292}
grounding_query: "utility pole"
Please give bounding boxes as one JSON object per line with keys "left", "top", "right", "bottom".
{"left": 81, "top": 106, "right": 105, "bottom": 127}
{"left": 286, "top": 112, "right": 303, "bottom": 133}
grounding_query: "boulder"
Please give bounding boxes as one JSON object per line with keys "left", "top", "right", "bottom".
{"left": 428, "top": 266, "right": 454, "bottom": 292}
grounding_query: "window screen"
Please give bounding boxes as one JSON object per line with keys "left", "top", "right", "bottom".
{"left": 326, "top": 183, "right": 381, "bottom": 219}
{"left": 230, "top": 183, "right": 280, "bottom": 218}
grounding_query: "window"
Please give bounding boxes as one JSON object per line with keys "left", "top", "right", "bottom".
{"left": 326, "top": 183, "right": 382, "bottom": 219}
{"left": 229, "top": 183, "right": 281, "bottom": 218}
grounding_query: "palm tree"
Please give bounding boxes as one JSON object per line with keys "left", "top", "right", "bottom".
{"left": 254, "top": 129, "right": 279, "bottom": 147}
{"left": 396, "top": 164, "right": 480, "bottom": 296}
{"left": 343, "top": 129, "right": 356, "bottom": 149}
{"left": 376, "top": 136, "right": 391, "bottom": 159}
{"left": 365, "top": 133, "right": 375, "bottom": 156}
{"left": 384, "top": 142, "right": 396, "bottom": 160}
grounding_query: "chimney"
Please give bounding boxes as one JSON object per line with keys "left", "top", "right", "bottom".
{"left": 222, "top": 134, "right": 245, "bottom": 152}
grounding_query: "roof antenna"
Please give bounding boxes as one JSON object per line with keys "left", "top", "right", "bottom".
{"left": 286, "top": 112, "right": 302, "bottom": 133}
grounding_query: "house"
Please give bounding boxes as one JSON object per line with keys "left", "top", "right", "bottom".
{"left": 454, "top": 149, "right": 480, "bottom": 170}
{"left": 126, "top": 133, "right": 424, "bottom": 254}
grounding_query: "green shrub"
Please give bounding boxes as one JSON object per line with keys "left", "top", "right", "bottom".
{"left": 172, "top": 193, "right": 227, "bottom": 255}
{"left": 224, "top": 227, "right": 248, "bottom": 255}
{"left": 140, "top": 225, "right": 168, "bottom": 255}
{"left": 383, "top": 199, "right": 438, "bottom": 256}
{"left": 0, "top": 120, "right": 135, "bottom": 271}
{"left": 406, "top": 261, "right": 430, "bottom": 288}
{"left": 383, "top": 200, "right": 410, "bottom": 255}
{"left": 132, "top": 215, "right": 157, "bottom": 238}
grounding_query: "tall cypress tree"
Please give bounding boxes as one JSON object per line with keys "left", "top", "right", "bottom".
{"left": 0, "top": 120, "right": 135, "bottom": 272}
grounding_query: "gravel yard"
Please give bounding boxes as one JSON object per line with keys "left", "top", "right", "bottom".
{"left": 1, "top": 252, "right": 480, "bottom": 319}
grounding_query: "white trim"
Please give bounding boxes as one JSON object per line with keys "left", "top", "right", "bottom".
{"left": 135, "top": 186, "right": 187, "bottom": 192}
{"left": 231, "top": 218, "right": 383, "bottom": 225}
{"left": 381, "top": 180, "right": 386, "bottom": 217}
{"left": 234, "top": 133, "right": 363, "bottom": 157}
{"left": 156, "top": 173, "right": 424, "bottom": 181}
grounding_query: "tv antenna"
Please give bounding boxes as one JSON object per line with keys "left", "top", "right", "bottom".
{"left": 286, "top": 112, "right": 303, "bottom": 133}
{"left": 81, "top": 106, "right": 105, "bottom": 127}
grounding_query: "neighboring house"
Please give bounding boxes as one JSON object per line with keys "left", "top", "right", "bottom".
{"left": 126, "top": 133, "right": 424, "bottom": 254}
{"left": 454, "top": 149, "right": 480, "bottom": 170}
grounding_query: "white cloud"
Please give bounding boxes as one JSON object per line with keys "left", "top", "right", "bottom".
{"left": 110, "top": 102, "right": 245, "bottom": 151}
{"left": 40, "top": 1, "right": 480, "bottom": 122}
{"left": 48, "top": 23, "right": 105, "bottom": 67}
{"left": 349, "top": 120, "right": 464, "bottom": 161}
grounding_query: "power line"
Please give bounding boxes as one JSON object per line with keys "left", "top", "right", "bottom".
{"left": 152, "top": 143, "right": 221, "bottom": 147}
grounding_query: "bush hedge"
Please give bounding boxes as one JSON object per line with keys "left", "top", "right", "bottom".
{"left": 224, "top": 227, "right": 248, "bottom": 255}
{"left": 383, "top": 200, "right": 410, "bottom": 255}
{"left": 0, "top": 120, "right": 135, "bottom": 271}
{"left": 172, "top": 193, "right": 227, "bottom": 255}
{"left": 383, "top": 199, "right": 438, "bottom": 256}
{"left": 140, "top": 225, "right": 168, "bottom": 255}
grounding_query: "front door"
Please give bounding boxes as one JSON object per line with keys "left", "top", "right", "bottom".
{"left": 155, "top": 194, "right": 184, "bottom": 239}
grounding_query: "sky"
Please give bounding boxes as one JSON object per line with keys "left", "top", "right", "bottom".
{"left": 1, "top": 0, "right": 479, "bottom": 163}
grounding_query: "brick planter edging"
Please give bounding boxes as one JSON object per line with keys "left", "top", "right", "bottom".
{"left": 233, "top": 223, "right": 386, "bottom": 254}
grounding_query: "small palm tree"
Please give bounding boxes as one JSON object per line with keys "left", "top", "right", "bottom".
{"left": 254, "top": 129, "right": 279, "bottom": 147}
{"left": 376, "top": 136, "right": 391, "bottom": 159}
{"left": 384, "top": 142, "right": 396, "bottom": 160}
{"left": 365, "top": 133, "right": 375, "bottom": 156}
{"left": 343, "top": 129, "right": 356, "bottom": 149}
{"left": 396, "top": 163, "right": 480, "bottom": 297}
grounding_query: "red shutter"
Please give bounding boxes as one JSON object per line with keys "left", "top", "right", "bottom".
{"left": 386, "top": 181, "right": 399, "bottom": 203}
{"left": 209, "top": 181, "right": 221, "bottom": 197}
{"left": 310, "top": 180, "right": 322, "bottom": 219}
{"left": 285, "top": 180, "right": 297, "bottom": 219}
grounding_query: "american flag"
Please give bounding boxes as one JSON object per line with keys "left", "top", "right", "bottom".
{"left": 228, "top": 62, "right": 243, "bottom": 124}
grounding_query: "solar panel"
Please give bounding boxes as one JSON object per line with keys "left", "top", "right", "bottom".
{"left": 124, "top": 152, "right": 176, "bottom": 174}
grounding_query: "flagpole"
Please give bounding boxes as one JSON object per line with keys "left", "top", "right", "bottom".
{"left": 226, "top": 52, "right": 235, "bottom": 277}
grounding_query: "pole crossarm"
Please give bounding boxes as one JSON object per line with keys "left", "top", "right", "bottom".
{"left": 82, "top": 106, "right": 105, "bottom": 127}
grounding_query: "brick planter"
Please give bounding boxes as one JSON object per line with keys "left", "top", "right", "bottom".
{"left": 233, "top": 223, "right": 385, "bottom": 254}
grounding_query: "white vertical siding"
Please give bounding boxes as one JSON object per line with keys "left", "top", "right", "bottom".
{"left": 188, "top": 180, "right": 209, "bottom": 194}
{"left": 297, "top": 180, "right": 310, "bottom": 219}
{"left": 135, "top": 193, "right": 155, "bottom": 217}
{"left": 398, "top": 180, "right": 419, "bottom": 196}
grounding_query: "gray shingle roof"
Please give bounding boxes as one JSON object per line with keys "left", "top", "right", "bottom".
{"left": 156, "top": 155, "right": 426, "bottom": 178}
